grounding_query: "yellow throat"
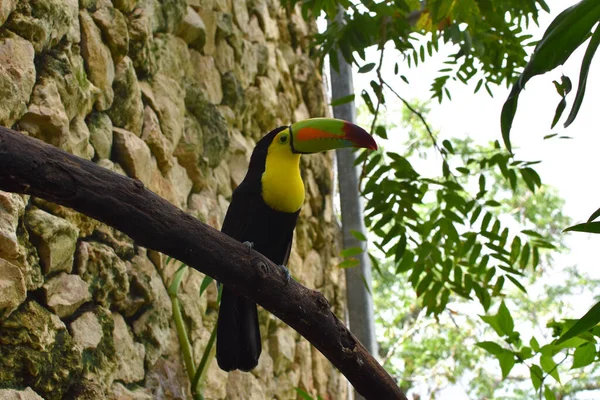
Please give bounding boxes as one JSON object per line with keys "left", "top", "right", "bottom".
{"left": 261, "top": 131, "right": 305, "bottom": 213}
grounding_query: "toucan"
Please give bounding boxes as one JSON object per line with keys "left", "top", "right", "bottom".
{"left": 216, "top": 118, "right": 377, "bottom": 372}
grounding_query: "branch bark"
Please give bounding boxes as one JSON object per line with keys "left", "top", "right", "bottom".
{"left": 0, "top": 126, "right": 407, "bottom": 400}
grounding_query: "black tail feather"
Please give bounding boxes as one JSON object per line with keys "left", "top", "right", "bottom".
{"left": 216, "top": 286, "right": 262, "bottom": 371}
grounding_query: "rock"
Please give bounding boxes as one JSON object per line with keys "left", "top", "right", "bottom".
{"left": 197, "top": 8, "right": 217, "bottom": 55}
{"left": 226, "top": 371, "right": 266, "bottom": 400}
{"left": 0, "top": 32, "right": 36, "bottom": 127}
{"left": 87, "top": 112, "right": 113, "bottom": 160}
{"left": 0, "top": 192, "right": 27, "bottom": 269}
{"left": 107, "top": 57, "right": 144, "bottom": 137}
{"left": 25, "top": 209, "right": 79, "bottom": 276}
{"left": 151, "top": 34, "right": 192, "bottom": 86}
{"left": 128, "top": 254, "right": 171, "bottom": 368}
{"left": 112, "top": 312, "right": 146, "bottom": 383}
{"left": 189, "top": 51, "right": 222, "bottom": 104}
{"left": 166, "top": 160, "right": 193, "bottom": 207}
{"left": 109, "top": 382, "right": 153, "bottom": 400}
{"left": 221, "top": 72, "right": 245, "bottom": 113}
{"left": 112, "top": 127, "right": 154, "bottom": 187}
{"left": 249, "top": 0, "right": 279, "bottom": 40}
{"left": 19, "top": 77, "right": 70, "bottom": 150}
{"left": 91, "top": 224, "right": 135, "bottom": 260}
{"left": 0, "top": 301, "right": 82, "bottom": 400}
{"left": 92, "top": 6, "right": 129, "bottom": 62}
{"left": 233, "top": 40, "right": 258, "bottom": 89}
{"left": 145, "top": 356, "right": 191, "bottom": 399}
{"left": 70, "top": 311, "right": 104, "bottom": 350}
{"left": 256, "top": 43, "right": 269, "bottom": 76}
{"left": 0, "top": 258, "right": 27, "bottom": 319}
{"left": 213, "top": 160, "right": 232, "bottom": 199}
{"left": 188, "top": 190, "right": 219, "bottom": 228}
{"left": 203, "top": 358, "right": 228, "bottom": 400}
{"left": 44, "top": 273, "right": 91, "bottom": 318}
{"left": 69, "top": 116, "right": 95, "bottom": 160}
{"left": 31, "top": 199, "right": 100, "bottom": 239}
{"left": 76, "top": 241, "right": 129, "bottom": 307}
{"left": 140, "top": 74, "right": 185, "bottom": 148}
{"left": 294, "top": 102, "right": 310, "bottom": 122}
{"left": 247, "top": 15, "right": 265, "bottom": 43}
{"left": 5, "top": 0, "right": 78, "bottom": 53}
{"left": 127, "top": 7, "right": 154, "bottom": 76}
{"left": 73, "top": 306, "right": 118, "bottom": 389}
{"left": 0, "top": 387, "right": 45, "bottom": 400}
{"left": 0, "top": 0, "right": 17, "bottom": 26}
{"left": 215, "top": 39, "right": 235, "bottom": 74}
{"left": 80, "top": 10, "right": 115, "bottom": 111}
{"left": 232, "top": 0, "right": 249, "bottom": 32}
{"left": 269, "top": 326, "right": 296, "bottom": 375}
{"left": 255, "top": 76, "right": 279, "bottom": 131}
{"left": 174, "top": 113, "right": 206, "bottom": 192}
{"left": 185, "top": 85, "right": 230, "bottom": 168}
{"left": 175, "top": 6, "right": 206, "bottom": 50}
{"left": 36, "top": 43, "right": 98, "bottom": 121}
{"left": 215, "top": 11, "right": 233, "bottom": 39}
{"left": 141, "top": 106, "right": 173, "bottom": 173}
{"left": 114, "top": 0, "right": 136, "bottom": 13}
{"left": 296, "top": 339, "right": 314, "bottom": 394}
{"left": 228, "top": 130, "right": 252, "bottom": 187}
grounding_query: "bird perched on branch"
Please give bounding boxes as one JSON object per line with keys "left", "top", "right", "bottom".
{"left": 216, "top": 118, "right": 377, "bottom": 372}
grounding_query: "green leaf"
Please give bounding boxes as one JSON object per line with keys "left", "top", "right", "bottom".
{"left": 358, "top": 62, "right": 376, "bottom": 73}
{"left": 498, "top": 301, "right": 515, "bottom": 336}
{"left": 476, "top": 341, "right": 505, "bottom": 356}
{"left": 564, "top": 25, "right": 600, "bottom": 127}
{"left": 550, "top": 98, "right": 566, "bottom": 129}
{"left": 587, "top": 206, "right": 600, "bottom": 223}
{"left": 330, "top": 94, "right": 355, "bottom": 107}
{"left": 530, "top": 364, "right": 543, "bottom": 390}
{"left": 500, "top": 0, "right": 600, "bottom": 151}
{"left": 338, "top": 258, "right": 360, "bottom": 269}
{"left": 544, "top": 386, "right": 557, "bottom": 400}
{"left": 564, "top": 221, "right": 600, "bottom": 234}
{"left": 571, "top": 342, "right": 597, "bottom": 369}
{"left": 506, "top": 275, "right": 527, "bottom": 293}
{"left": 199, "top": 275, "right": 214, "bottom": 298}
{"left": 540, "top": 354, "right": 560, "bottom": 383}
{"left": 350, "top": 229, "right": 367, "bottom": 241}
{"left": 295, "top": 388, "right": 314, "bottom": 400}
{"left": 557, "top": 299, "right": 600, "bottom": 344}
{"left": 498, "top": 351, "right": 516, "bottom": 379}
{"left": 530, "top": 337, "right": 541, "bottom": 352}
{"left": 340, "top": 246, "right": 363, "bottom": 257}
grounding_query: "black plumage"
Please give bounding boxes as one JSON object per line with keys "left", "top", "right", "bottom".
{"left": 216, "top": 127, "right": 300, "bottom": 372}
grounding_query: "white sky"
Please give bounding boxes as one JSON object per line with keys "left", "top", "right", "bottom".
{"left": 350, "top": 0, "right": 600, "bottom": 283}
{"left": 332, "top": 0, "right": 600, "bottom": 398}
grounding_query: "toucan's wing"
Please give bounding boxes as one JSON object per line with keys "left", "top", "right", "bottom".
{"left": 220, "top": 180, "right": 259, "bottom": 240}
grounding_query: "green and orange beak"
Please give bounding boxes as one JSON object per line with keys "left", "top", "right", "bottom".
{"left": 289, "top": 118, "right": 377, "bottom": 154}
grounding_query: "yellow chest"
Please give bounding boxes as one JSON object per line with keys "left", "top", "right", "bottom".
{"left": 261, "top": 152, "right": 305, "bottom": 213}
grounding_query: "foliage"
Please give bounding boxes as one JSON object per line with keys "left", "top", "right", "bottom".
{"left": 501, "top": 0, "right": 600, "bottom": 152}
{"left": 165, "top": 259, "right": 220, "bottom": 400}
{"left": 284, "top": 0, "right": 549, "bottom": 101}
{"left": 356, "top": 101, "right": 559, "bottom": 317}
{"left": 368, "top": 110, "right": 600, "bottom": 398}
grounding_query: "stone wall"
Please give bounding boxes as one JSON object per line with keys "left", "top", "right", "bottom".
{"left": 0, "top": 0, "right": 348, "bottom": 399}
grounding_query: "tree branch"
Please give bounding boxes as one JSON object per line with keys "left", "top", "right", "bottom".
{"left": 0, "top": 126, "right": 407, "bottom": 400}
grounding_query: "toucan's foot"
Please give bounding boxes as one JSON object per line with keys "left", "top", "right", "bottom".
{"left": 243, "top": 241, "right": 254, "bottom": 250}
{"left": 277, "top": 264, "right": 291, "bottom": 284}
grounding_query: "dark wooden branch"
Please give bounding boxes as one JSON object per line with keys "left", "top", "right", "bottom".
{"left": 0, "top": 126, "right": 407, "bottom": 400}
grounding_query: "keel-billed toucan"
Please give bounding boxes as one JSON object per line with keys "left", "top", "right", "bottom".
{"left": 216, "top": 118, "right": 377, "bottom": 372}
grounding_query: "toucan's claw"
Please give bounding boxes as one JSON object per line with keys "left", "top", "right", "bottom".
{"left": 243, "top": 241, "right": 254, "bottom": 250}
{"left": 278, "top": 264, "right": 291, "bottom": 284}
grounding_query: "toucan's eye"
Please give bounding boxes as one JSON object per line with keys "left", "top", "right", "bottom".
{"left": 279, "top": 133, "right": 289, "bottom": 144}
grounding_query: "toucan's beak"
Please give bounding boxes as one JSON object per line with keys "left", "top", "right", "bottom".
{"left": 289, "top": 118, "right": 378, "bottom": 154}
